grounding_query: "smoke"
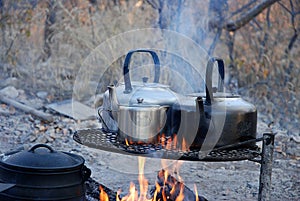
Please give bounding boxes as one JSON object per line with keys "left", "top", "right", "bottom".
{"left": 156, "top": 0, "right": 221, "bottom": 93}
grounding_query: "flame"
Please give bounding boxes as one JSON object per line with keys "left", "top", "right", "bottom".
{"left": 100, "top": 162, "right": 201, "bottom": 201}
{"left": 118, "top": 182, "right": 138, "bottom": 201}
{"left": 125, "top": 138, "right": 129, "bottom": 146}
{"left": 175, "top": 161, "right": 184, "bottom": 183}
{"left": 123, "top": 133, "right": 190, "bottom": 153}
{"left": 175, "top": 183, "right": 184, "bottom": 201}
{"left": 100, "top": 134, "right": 201, "bottom": 201}
{"left": 116, "top": 190, "right": 121, "bottom": 201}
{"left": 152, "top": 183, "right": 160, "bottom": 201}
{"left": 138, "top": 157, "right": 149, "bottom": 201}
{"left": 165, "top": 137, "right": 172, "bottom": 150}
{"left": 194, "top": 184, "right": 199, "bottom": 201}
{"left": 181, "top": 138, "right": 189, "bottom": 152}
{"left": 159, "top": 133, "right": 190, "bottom": 152}
{"left": 156, "top": 169, "right": 187, "bottom": 201}
{"left": 116, "top": 157, "right": 151, "bottom": 201}
{"left": 160, "top": 133, "right": 166, "bottom": 145}
{"left": 99, "top": 185, "right": 109, "bottom": 201}
{"left": 172, "top": 134, "right": 178, "bottom": 150}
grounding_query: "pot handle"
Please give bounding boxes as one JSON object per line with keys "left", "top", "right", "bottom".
{"left": 205, "top": 57, "right": 225, "bottom": 105}
{"left": 123, "top": 49, "right": 160, "bottom": 93}
{"left": 28, "top": 144, "right": 55, "bottom": 153}
{"left": 81, "top": 165, "right": 91, "bottom": 182}
{"left": 98, "top": 107, "right": 109, "bottom": 131}
{"left": 98, "top": 107, "right": 118, "bottom": 133}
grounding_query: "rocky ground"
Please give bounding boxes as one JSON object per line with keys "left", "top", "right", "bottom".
{"left": 0, "top": 85, "right": 299, "bottom": 201}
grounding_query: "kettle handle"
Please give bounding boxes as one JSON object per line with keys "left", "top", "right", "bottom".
{"left": 205, "top": 57, "right": 225, "bottom": 105}
{"left": 123, "top": 49, "right": 160, "bottom": 93}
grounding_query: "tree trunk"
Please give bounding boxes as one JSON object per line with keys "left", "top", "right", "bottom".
{"left": 258, "top": 7, "right": 271, "bottom": 61}
{"left": 208, "top": 0, "right": 228, "bottom": 56}
{"left": 0, "top": 0, "right": 6, "bottom": 48}
{"left": 43, "top": 0, "right": 57, "bottom": 61}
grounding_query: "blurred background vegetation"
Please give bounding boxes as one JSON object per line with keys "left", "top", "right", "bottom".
{"left": 0, "top": 0, "right": 299, "bottom": 134}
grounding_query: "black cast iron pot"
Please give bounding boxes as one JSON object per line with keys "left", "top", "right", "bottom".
{"left": 0, "top": 144, "right": 91, "bottom": 201}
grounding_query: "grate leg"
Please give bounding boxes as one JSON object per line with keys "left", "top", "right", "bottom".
{"left": 258, "top": 133, "right": 275, "bottom": 201}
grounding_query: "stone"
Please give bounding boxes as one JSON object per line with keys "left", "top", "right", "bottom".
{"left": 29, "top": 135, "right": 38, "bottom": 142}
{"left": 0, "top": 107, "right": 10, "bottom": 116}
{"left": 37, "top": 91, "right": 48, "bottom": 99}
{"left": 291, "top": 136, "right": 300, "bottom": 143}
{"left": 0, "top": 86, "right": 19, "bottom": 99}
{"left": 49, "top": 132, "right": 57, "bottom": 139}
{"left": 0, "top": 77, "right": 18, "bottom": 88}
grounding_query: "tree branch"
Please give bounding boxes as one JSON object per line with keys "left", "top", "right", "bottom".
{"left": 145, "top": 0, "right": 159, "bottom": 10}
{"left": 222, "top": 0, "right": 280, "bottom": 32}
{"left": 285, "top": 0, "right": 299, "bottom": 53}
{"left": 230, "top": 0, "right": 257, "bottom": 17}
{"left": 277, "top": 1, "right": 292, "bottom": 14}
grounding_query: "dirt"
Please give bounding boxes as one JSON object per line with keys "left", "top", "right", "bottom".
{"left": 0, "top": 104, "right": 299, "bottom": 201}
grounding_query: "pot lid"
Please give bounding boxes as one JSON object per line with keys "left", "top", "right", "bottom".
{"left": 1, "top": 144, "right": 83, "bottom": 170}
{"left": 116, "top": 83, "right": 178, "bottom": 106}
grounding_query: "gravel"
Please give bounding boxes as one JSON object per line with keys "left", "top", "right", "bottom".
{"left": 0, "top": 95, "right": 299, "bottom": 201}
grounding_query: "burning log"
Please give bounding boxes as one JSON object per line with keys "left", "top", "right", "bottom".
{"left": 151, "top": 170, "right": 207, "bottom": 201}
{"left": 89, "top": 156, "right": 208, "bottom": 201}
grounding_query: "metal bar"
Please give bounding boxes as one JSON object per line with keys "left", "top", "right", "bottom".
{"left": 258, "top": 133, "right": 275, "bottom": 201}
{"left": 212, "top": 137, "right": 263, "bottom": 151}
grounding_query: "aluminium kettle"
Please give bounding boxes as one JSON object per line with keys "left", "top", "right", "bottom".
{"left": 99, "top": 49, "right": 179, "bottom": 142}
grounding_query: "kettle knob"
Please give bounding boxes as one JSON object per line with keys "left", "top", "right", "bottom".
{"left": 142, "top": 77, "right": 149, "bottom": 83}
{"left": 137, "top": 98, "right": 144, "bottom": 104}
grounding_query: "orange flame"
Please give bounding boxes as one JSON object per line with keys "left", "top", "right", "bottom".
{"left": 175, "top": 183, "right": 184, "bottom": 201}
{"left": 101, "top": 164, "right": 201, "bottom": 201}
{"left": 160, "top": 133, "right": 166, "bottom": 145}
{"left": 172, "top": 134, "right": 178, "bottom": 150}
{"left": 99, "top": 134, "right": 201, "bottom": 201}
{"left": 125, "top": 138, "right": 129, "bottom": 146}
{"left": 194, "top": 184, "right": 199, "bottom": 201}
{"left": 138, "top": 157, "right": 149, "bottom": 201}
{"left": 152, "top": 182, "right": 160, "bottom": 201}
{"left": 116, "top": 190, "right": 121, "bottom": 201}
{"left": 181, "top": 138, "right": 189, "bottom": 152}
{"left": 116, "top": 157, "right": 152, "bottom": 201}
{"left": 99, "top": 185, "right": 109, "bottom": 201}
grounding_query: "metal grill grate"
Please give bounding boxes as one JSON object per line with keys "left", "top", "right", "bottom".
{"left": 73, "top": 129, "right": 261, "bottom": 161}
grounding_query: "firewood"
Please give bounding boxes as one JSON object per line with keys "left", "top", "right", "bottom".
{"left": 0, "top": 93, "right": 54, "bottom": 122}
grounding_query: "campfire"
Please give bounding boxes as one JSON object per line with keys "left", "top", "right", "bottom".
{"left": 98, "top": 157, "right": 207, "bottom": 201}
